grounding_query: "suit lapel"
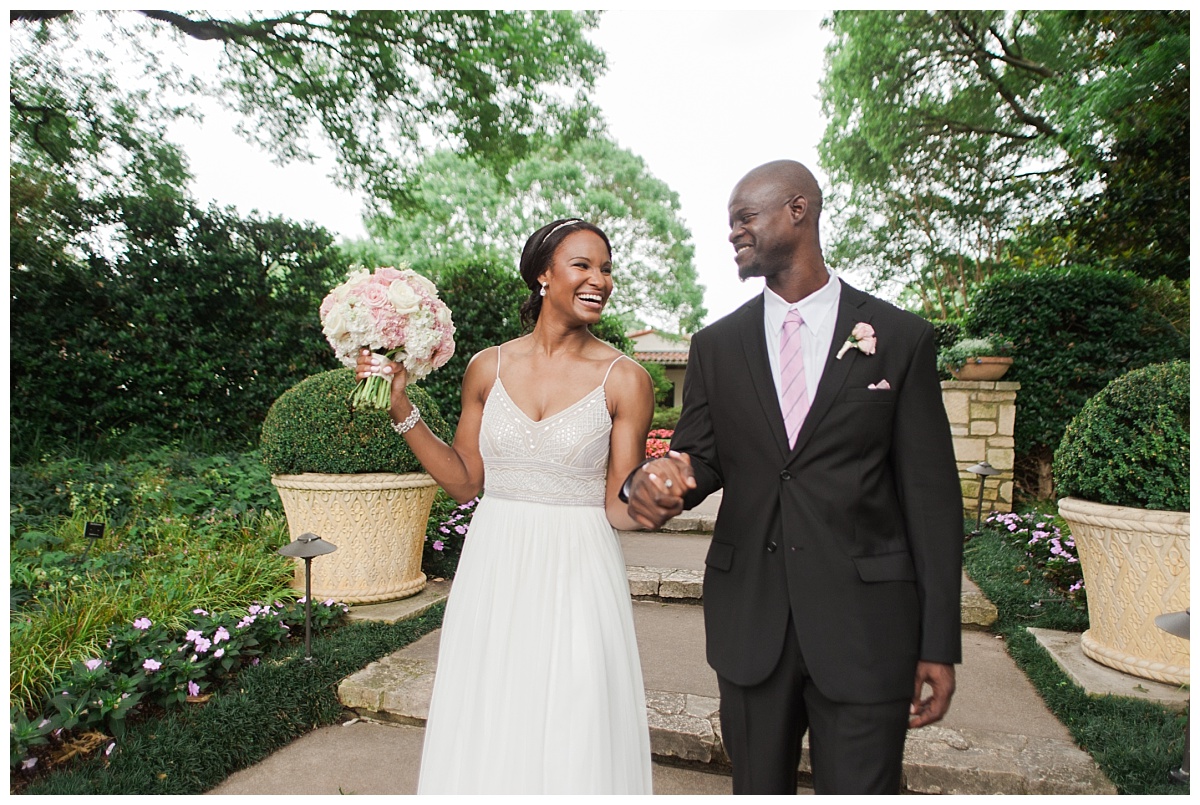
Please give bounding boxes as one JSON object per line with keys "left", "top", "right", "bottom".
{"left": 787, "top": 283, "right": 872, "bottom": 460}
{"left": 737, "top": 295, "right": 790, "bottom": 460}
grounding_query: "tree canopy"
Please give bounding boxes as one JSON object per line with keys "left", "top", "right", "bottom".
{"left": 353, "top": 136, "right": 707, "bottom": 333}
{"left": 819, "top": 10, "right": 1188, "bottom": 319}
{"left": 10, "top": 10, "right": 606, "bottom": 206}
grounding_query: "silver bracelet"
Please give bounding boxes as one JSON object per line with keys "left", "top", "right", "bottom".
{"left": 390, "top": 405, "right": 421, "bottom": 436}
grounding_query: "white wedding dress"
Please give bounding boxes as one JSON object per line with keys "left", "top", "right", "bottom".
{"left": 416, "top": 352, "right": 653, "bottom": 794}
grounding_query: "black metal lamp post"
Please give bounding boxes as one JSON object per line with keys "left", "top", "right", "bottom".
{"left": 1155, "top": 610, "right": 1190, "bottom": 785}
{"left": 966, "top": 461, "right": 1001, "bottom": 537}
{"left": 277, "top": 532, "right": 337, "bottom": 661}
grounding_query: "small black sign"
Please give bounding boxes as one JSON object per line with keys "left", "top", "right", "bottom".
{"left": 84, "top": 522, "right": 105, "bottom": 541}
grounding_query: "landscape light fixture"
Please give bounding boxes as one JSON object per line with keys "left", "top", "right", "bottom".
{"left": 277, "top": 532, "right": 338, "bottom": 661}
{"left": 966, "top": 461, "right": 1001, "bottom": 537}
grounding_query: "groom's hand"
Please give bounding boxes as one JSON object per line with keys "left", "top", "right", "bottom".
{"left": 908, "top": 661, "right": 956, "bottom": 729}
{"left": 627, "top": 452, "right": 696, "bottom": 530}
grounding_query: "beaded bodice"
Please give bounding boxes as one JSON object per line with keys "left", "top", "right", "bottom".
{"left": 480, "top": 377, "right": 613, "bottom": 507}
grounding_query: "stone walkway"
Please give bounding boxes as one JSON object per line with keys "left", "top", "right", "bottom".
{"left": 211, "top": 498, "right": 1142, "bottom": 796}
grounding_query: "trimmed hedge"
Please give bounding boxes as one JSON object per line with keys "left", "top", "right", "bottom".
{"left": 260, "top": 369, "right": 451, "bottom": 475}
{"left": 10, "top": 197, "right": 345, "bottom": 455}
{"left": 1054, "top": 361, "right": 1190, "bottom": 511}
{"left": 963, "top": 265, "right": 1187, "bottom": 465}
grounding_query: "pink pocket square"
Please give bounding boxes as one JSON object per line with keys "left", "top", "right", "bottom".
{"left": 867, "top": 379, "right": 891, "bottom": 390}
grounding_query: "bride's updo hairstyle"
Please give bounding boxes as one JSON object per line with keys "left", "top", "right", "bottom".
{"left": 518, "top": 218, "right": 612, "bottom": 331}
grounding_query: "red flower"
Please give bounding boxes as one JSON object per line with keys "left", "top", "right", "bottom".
{"left": 645, "top": 429, "right": 674, "bottom": 458}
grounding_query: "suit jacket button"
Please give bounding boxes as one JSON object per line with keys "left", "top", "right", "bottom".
{"left": 766, "top": 541, "right": 778, "bottom": 552}
{"left": 780, "top": 470, "right": 792, "bottom": 481}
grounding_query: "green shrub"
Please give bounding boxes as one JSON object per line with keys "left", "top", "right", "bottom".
{"left": 963, "top": 266, "right": 1187, "bottom": 496}
{"left": 260, "top": 369, "right": 452, "bottom": 475}
{"left": 931, "top": 317, "right": 963, "bottom": 355}
{"left": 651, "top": 406, "right": 682, "bottom": 431}
{"left": 1053, "top": 361, "right": 1189, "bottom": 511}
{"left": 10, "top": 196, "right": 346, "bottom": 454}
{"left": 639, "top": 361, "right": 674, "bottom": 407}
{"left": 421, "top": 261, "right": 528, "bottom": 428}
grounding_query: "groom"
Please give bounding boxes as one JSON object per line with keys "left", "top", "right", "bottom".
{"left": 625, "top": 160, "right": 963, "bottom": 794}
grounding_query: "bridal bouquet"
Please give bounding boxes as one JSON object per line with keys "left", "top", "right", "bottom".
{"left": 319, "top": 266, "right": 456, "bottom": 409}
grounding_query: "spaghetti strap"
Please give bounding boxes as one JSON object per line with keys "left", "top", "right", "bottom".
{"left": 495, "top": 344, "right": 502, "bottom": 379}
{"left": 601, "top": 354, "right": 627, "bottom": 388}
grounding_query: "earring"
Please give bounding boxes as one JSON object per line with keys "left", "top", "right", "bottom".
{"left": 540, "top": 282, "right": 548, "bottom": 297}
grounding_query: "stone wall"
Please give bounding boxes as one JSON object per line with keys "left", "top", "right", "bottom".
{"left": 941, "top": 380, "right": 1020, "bottom": 519}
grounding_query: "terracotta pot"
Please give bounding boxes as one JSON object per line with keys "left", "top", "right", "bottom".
{"left": 950, "top": 356, "right": 1013, "bottom": 381}
{"left": 1058, "top": 496, "right": 1190, "bottom": 685}
{"left": 273, "top": 472, "right": 438, "bottom": 604}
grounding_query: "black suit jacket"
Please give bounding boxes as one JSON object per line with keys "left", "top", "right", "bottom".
{"left": 671, "top": 283, "right": 962, "bottom": 704}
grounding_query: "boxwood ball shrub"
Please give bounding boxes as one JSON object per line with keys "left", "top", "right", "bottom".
{"left": 260, "top": 369, "right": 451, "bottom": 475}
{"left": 1053, "top": 361, "right": 1189, "bottom": 511}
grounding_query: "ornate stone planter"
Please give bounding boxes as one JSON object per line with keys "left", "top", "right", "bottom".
{"left": 1058, "top": 496, "right": 1190, "bottom": 685}
{"left": 950, "top": 356, "right": 1013, "bottom": 382}
{"left": 273, "top": 472, "right": 439, "bottom": 604}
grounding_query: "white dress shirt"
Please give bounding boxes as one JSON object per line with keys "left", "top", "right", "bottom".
{"left": 763, "top": 271, "right": 842, "bottom": 415}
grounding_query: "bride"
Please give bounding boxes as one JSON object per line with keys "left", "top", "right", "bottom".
{"left": 357, "top": 219, "right": 655, "bottom": 794}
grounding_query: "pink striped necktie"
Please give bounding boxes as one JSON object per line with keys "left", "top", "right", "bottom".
{"left": 780, "top": 308, "right": 809, "bottom": 448}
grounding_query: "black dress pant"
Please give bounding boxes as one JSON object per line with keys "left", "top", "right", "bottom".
{"left": 716, "top": 616, "right": 911, "bottom": 795}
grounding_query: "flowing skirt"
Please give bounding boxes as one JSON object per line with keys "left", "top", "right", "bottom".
{"left": 416, "top": 495, "right": 652, "bottom": 794}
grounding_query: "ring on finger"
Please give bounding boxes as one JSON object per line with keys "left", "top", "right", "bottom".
{"left": 664, "top": 479, "right": 673, "bottom": 489}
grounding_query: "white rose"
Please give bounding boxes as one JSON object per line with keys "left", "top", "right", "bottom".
{"left": 344, "top": 268, "right": 371, "bottom": 288}
{"left": 322, "top": 304, "right": 349, "bottom": 341}
{"left": 387, "top": 280, "right": 422, "bottom": 315}
{"left": 408, "top": 272, "right": 439, "bottom": 298}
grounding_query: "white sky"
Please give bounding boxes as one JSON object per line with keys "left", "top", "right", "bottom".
{"left": 170, "top": 9, "right": 838, "bottom": 329}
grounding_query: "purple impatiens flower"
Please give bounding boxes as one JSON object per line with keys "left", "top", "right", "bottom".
{"left": 143, "top": 658, "right": 162, "bottom": 672}
{"left": 133, "top": 617, "right": 152, "bottom": 630}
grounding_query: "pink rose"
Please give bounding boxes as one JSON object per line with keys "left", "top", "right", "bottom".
{"left": 851, "top": 322, "right": 876, "bottom": 354}
{"left": 836, "top": 322, "right": 877, "bottom": 359}
{"left": 359, "top": 281, "right": 391, "bottom": 309}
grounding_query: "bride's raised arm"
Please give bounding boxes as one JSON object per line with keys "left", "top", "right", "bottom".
{"left": 357, "top": 346, "right": 494, "bottom": 504}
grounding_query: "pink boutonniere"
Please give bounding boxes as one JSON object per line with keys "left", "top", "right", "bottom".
{"left": 836, "top": 322, "right": 876, "bottom": 359}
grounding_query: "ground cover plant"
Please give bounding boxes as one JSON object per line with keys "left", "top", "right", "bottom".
{"left": 10, "top": 440, "right": 473, "bottom": 789}
{"left": 965, "top": 510, "right": 1187, "bottom": 796}
{"left": 10, "top": 447, "right": 293, "bottom": 713}
{"left": 15, "top": 604, "right": 445, "bottom": 794}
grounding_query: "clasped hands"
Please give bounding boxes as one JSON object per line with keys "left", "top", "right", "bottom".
{"left": 626, "top": 451, "right": 697, "bottom": 530}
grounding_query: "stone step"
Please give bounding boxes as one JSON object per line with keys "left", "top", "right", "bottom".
{"left": 625, "top": 567, "right": 997, "bottom": 630}
{"left": 617, "top": 528, "right": 997, "bottom": 628}
{"left": 340, "top": 598, "right": 1112, "bottom": 795}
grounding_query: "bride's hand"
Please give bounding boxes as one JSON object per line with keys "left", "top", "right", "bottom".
{"left": 356, "top": 349, "right": 410, "bottom": 397}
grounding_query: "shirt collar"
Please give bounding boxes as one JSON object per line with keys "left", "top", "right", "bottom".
{"left": 763, "top": 269, "right": 841, "bottom": 334}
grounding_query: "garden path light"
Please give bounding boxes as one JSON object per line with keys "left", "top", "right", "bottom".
{"left": 278, "top": 533, "right": 338, "bottom": 661}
